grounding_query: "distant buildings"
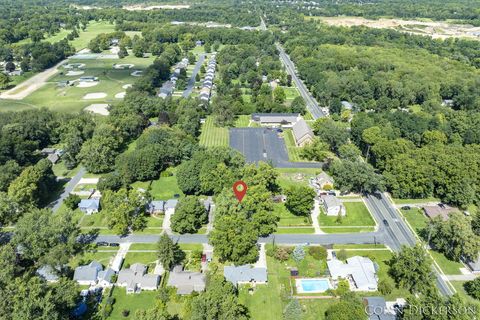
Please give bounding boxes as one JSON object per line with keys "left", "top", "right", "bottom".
{"left": 167, "top": 265, "right": 206, "bottom": 295}
{"left": 320, "top": 195, "right": 345, "bottom": 216}
{"left": 327, "top": 256, "right": 378, "bottom": 291}
{"left": 224, "top": 265, "right": 268, "bottom": 286}
{"left": 117, "top": 263, "right": 160, "bottom": 294}
{"left": 199, "top": 53, "right": 216, "bottom": 102}
{"left": 78, "top": 199, "right": 100, "bottom": 215}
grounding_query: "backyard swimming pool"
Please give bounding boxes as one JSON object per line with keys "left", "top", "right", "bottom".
{"left": 295, "top": 278, "right": 331, "bottom": 293}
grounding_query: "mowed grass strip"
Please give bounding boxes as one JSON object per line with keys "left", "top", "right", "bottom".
{"left": 283, "top": 129, "right": 305, "bottom": 162}
{"left": 319, "top": 201, "right": 376, "bottom": 233}
{"left": 199, "top": 116, "right": 228, "bottom": 147}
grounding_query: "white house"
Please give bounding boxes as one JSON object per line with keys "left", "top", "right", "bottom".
{"left": 117, "top": 263, "right": 160, "bottom": 294}
{"left": 73, "top": 261, "right": 114, "bottom": 287}
{"left": 321, "top": 195, "right": 345, "bottom": 216}
{"left": 327, "top": 256, "right": 378, "bottom": 291}
{"left": 78, "top": 199, "right": 100, "bottom": 215}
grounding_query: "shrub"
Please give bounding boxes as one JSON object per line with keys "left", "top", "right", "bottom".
{"left": 334, "top": 279, "right": 350, "bottom": 296}
{"left": 292, "top": 245, "right": 306, "bottom": 263}
{"left": 274, "top": 247, "right": 291, "bottom": 261}
{"left": 464, "top": 278, "right": 480, "bottom": 300}
{"left": 64, "top": 193, "right": 81, "bottom": 210}
{"left": 336, "top": 249, "right": 348, "bottom": 261}
{"left": 378, "top": 279, "right": 394, "bottom": 295}
{"left": 308, "top": 246, "right": 327, "bottom": 260}
{"left": 122, "top": 309, "right": 130, "bottom": 317}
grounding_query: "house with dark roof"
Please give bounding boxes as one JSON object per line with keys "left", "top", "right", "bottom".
{"left": 78, "top": 199, "right": 100, "bottom": 215}
{"left": 292, "top": 118, "right": 314, "bottom": 147}
{"left": 423, "top": 205, "right": 457, "bottom": 221}
{"left": 224, "top": 265, "right": 267, "bottom": 286}
{"left": 117, "top": 263, "right": 160, "bottom": 294}
{"left": 167, "top": 265, "right": 206, "bottom": 295}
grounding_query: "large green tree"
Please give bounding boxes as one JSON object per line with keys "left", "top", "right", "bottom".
{"left": 102, "top": 188, "right": 147, "bottom": 235}
{"left": 156, "top": 234, "right": 185, "bottom": 270}
{"left": 285, "top": 186, "right": 315, "bottom": 217}
{"left": 171, "top": 196, "right": 208, "bottom": 234}
{"left": 324, "top": 293, "right": 365, "bottom": 320}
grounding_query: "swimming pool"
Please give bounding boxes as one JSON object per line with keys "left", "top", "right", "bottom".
{"left": 296, "top": 278, "right": 331, "bottom": 293}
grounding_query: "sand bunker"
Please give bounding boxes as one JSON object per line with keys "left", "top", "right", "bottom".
{"left": 64, "top": 63, "right": 86, "bottom": 69}
{"left": 84, "top": 104, "right": 110, "bottom": 116}
{"left": 131, "top": 70, "right": 143, "bottom": 77}
{"left": 110, "top": 47, "right": 120, "bottom": 54}
{"left": 77, "top": 81, "right": 99, "bottom": 88}
{"left": 114, "top": 64, "right": 135, "bottom": 70}
{"left": 66, "top": 70, "right": 85, "bottom": 76}
{"left": 122, "top": 84, "right": 133, "bottom": 89}
{"left": 83, "top": 92, "right": 107, "bottom": 100}
{"left": 115, "top": 92, "right": 126, "bottom": 99}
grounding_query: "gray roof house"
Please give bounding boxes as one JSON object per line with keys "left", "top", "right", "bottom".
{"left": 36, "top": 265, "right": 59, "bottom": 282}
{"left": 47, "top": 153, "right": 60, "bottom": 164}
{"left": 224, "top": 265, "right": 267, "bottom": 286}
{"left": 167, "top": 265, "right": 206, "bottom": 295}
{"left": 321, "top": 194, "right": 345, "bottom": 216}
{"left": 117, "top": 263, "right": 160, "bottom": 294}
{"left": 73, "top": 261, "right": 103, "bottom": 286}
{"left": 292, "top": 118, "right": 314, "bottom": 147}
{"left": 148, "top": 200, "right": 165, "bottom": 214}
{"left": 251, "top": 113, "right": 300, "bottom": 127}
{"left": 78, "top": 199, "right": 100, "bottom": 215}
{"left": 164, "top": 199, "right": 178, "bottom": 212}
{"left": 363, "top": 297, "right": 397, "bottom": 320}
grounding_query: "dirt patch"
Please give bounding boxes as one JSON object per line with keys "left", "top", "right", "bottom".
{"left": 84, "top": 104, "right": 110, "bottom": 115}
{"left": 131, "top": 70, "right": 143, "bottom": 77}
{"left": 83, "top": 92, "right": 107, "bottom": 100}
{"left": 316, "top": 16, "right": 480, "bottom": 40}
{"left": 66, "top": 70, "right": 85, "bottom": 76}
{"left": 77, "top": 81, "right": 99, "bottom": 88}
{"left": 114, "top": 64, "right": 135, "bottom": 70}
{"left": 114, "top": 92, "right": 126, "bottom": 99}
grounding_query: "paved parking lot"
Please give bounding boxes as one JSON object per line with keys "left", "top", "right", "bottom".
{"left": 229, "top": 128, "right": 321, "bottom": 168}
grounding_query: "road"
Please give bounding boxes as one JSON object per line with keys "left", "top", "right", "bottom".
{"left": 50, "top": 167, "right": 86, "bottom": 213}
{"left": 364, "top": 193, "right": 454, "bottom": 296}
{"left": 276, "top": 44, "right": 325, "bottom": 119}
{"left": 182, "top": 53, "right": 205, "bottom": 97}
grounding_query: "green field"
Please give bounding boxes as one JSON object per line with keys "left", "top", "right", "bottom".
{"left": 131, "top": 170, "right": 184, "bottom": 201}
{"left": 124, "top": 251, "right": 158, "bottom": 266}
{"left": 318, "top": 201, "right": 375, "bottom": 233}
{"left": 429, "top": 250, "right": 464, "bottom": 275}
{"left": 393, "top": 197, "right": 440, "bottom": 204}
{"left": 234, "top": 115, "right": 251, "bottom": 127}
{"left": 401, "top": 208, "right": 428, "bottom": 235}
{"left": 274, "top": 203, "right": 311, "bottom": 226}
{"left": 107, "top": 287, "right": 157, "bottom": 320}
{"left": 199, "top": 116, "right": 229, "bottom": 147}
{"left": 70, "top": 21, "right": 116, "bottom": 50}
{"left": 0, "top": 54, "right": 154, "bottom": 113}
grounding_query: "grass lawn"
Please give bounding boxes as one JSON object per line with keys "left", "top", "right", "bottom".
{"left": 129, "top": 243, "right": 158, "bottom": 251}
{"left": 234, "top": 115, "right": 250, "bottom": 127}
{"left": 401, "top": 208, "right": 428, "bottom": 235}
{"left": 283, "top": 86, "right": 300, "bottom": 100}
{"left": 70, "top": 21, "right": 116, "bottom": 51}
{"left": 0, "top": 54, "right": 155, "bottom": 113}
{"left": 393, "top": 197, "right": 440, "bottom": 204}
{"left": 277, "top": 168, "right": 321, "bottom": 190}
{"left": 275, "top": 227, "right": 315, "bottom": 234}
{"left": 124, "top": 252, "right": 158, "bottom": 266}
{"left": 52, "top": 162, "right": 80, "bottom": 178}
{"left": 283, "top": 130, "right": 307, "bottom": 162}
{"left": 107, "top": 287, "right": 157, "bottom": 320}
{"left": 333, "top": 244, "right": 387, "bottom": 249}
{"left": 131, "top": 172, "right": 183, "bottom": 200}
{"left": 199, "top": 116, "right": 229, "bottom": 147}
{"left": 274, "top": 203, "right": 311, "bottom": 226}
{"left": 318, "top": 202, "right": 375, "bottom": 233}
{"left": 450, "top": 281, "right": 480, "bottom": 307}
{"left": 69, "top": 250, "right": 117, "bottom": 269}
{"left": 429, "top": 250, "right": 463, "bottom": 275}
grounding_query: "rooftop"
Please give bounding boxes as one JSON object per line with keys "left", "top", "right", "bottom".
{"left": 292, "top": 118, "right": 314, "bottom": 141}
{"left": 224, "top": 265, "right": 267, "bottom": 285}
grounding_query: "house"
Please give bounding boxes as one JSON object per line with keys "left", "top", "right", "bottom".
{"left": 40, "top": 148, "right": 56, "bottom": 155}
{"left": 423, "top": 204, "right": 457, "bottom": 221}
{"left": 341, "top": 101, "right": 354, "bottom": 110}
{"left": 117, "top": 263, "right": 160, "bottom": 294}
{"left": 164, "top": 199, "right": 178, "bottom": 215}
{"left": 321, "top": 195, "right": 345, "bottom": 216}
{"left": 73, "top": 261, "right": 103, "bottom": 286}
{"left": 251, "top": 113, "right": 300, "bottom": 127}
{"left": 363, "top": 297, "right": 396, "bottom": 320}
{"left": 224, "top": 265, "right": 267, "bottom": 286}
{"left": 36, "top": 265, "right": 59, "bottom": 283}
{"left": 47, "top": 153, "right": 60, "bottom": 164}
{"left": 167, "top": 265, "right": 206, "bottom": 295}
{"left": 148, "top": 200, "right": 165, "bottom": 214}
{"left": 327, "top": 256, "right": 378, "bottom": 291}
{"left": 292, "top": 118, "right": 314, "bottom": 146}
{"left": 78, "top": 199, "right": 100, "bottom": 215}
{"left": 467, "top": 254, "right": 480, "bottom": 273}
{"left": 97, "top": 268, "right": 116, "bottom": 287}
{"left": 315, "top": 172, "right": 334, "bottom": 190}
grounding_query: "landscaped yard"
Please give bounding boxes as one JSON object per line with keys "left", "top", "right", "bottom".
{"left": 106, "top": 287, "right": 157, "bottom": 320}
{"left": 199, "top": 116, "right": 229, "bottom": 147}
{"left": 277, "top": 168, "right": 320, "bottom": 190}
{"left": 274, "top": 203, "right": 311, "bottom": 226}
{"left": 318, "top": 201, "right": 376, "bottom": 233}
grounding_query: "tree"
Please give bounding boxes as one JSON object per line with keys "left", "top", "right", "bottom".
{"left": 0, "top": 192, "right": 20, "bottom": 227}
{"left": 285, "top": 186, "right": 315, "bottom": 217}
{"left": 292, "top": 245, "right": 306, "bottom": 263}
{"left": 308, "top": 246, "right": 327, "bottom": 260}
{"left": 0, "top": 73, "right": 10, "bottom": 89}
{"left": 12, "top": 209, "right": 80, "bottom": 268}
{"left": 78, "top": 135, "right": 121, "bottom": 173}
{"left": 378, "top": 278, "right": 394, "bottom": 295}
{"left": 388, "top": 245, "right": 435, "bottom": 294}
{"left": 195, "top": 73, "right": 200, "bottom": 82}
{"left": 0, "top": 160, "right": 22, "bottom": 192}
{"left": 283, "top": 299, "right": 302, "bottom": 320}
{"left": 64, "top": 194, "right": 80, "bottom": 210}
{"left": 329, "top": 160, "right": 385, "bottom": 193}
{"left": 325, "top": 293, "right": 365, "bottom": 320}
{"left": 299, "top": 138, "right": 331, "bottom": 162}
{"left": 4, "top": 61, "right": 15, "bottom": 72}
{"left": 135, "top": 305, "right": 176, "bottom": 320}
{"left": 290, "top": 96, "right": 306, "bottom": 114}
{"left": 312, "top": 118, "right": 349, "bottom": 152}
{"left": 157, "top": 234, "right": 185, "bottom": 270}
{"left": 273, "top": 86, "right": 286, "bottom": 104}
{"left": 102, "top": 188, "right": 147, "bottom": 235}
{"left": 171, "top": 196, "right": 208, "bottom": 234}
{"left": 464, "top": 277, "right": 480, "bottom": 300}
{"left": 191, "top": 275, "right": 249, "bottom": 320}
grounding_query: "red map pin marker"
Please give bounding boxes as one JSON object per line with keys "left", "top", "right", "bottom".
{"left": 233, "top": 180, "right": 247, "bottom": 202}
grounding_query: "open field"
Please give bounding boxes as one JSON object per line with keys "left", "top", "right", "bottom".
{"left": 311, "top": 16, "right": 480, "bottom": 40}
{"left": 393, "top": 197, "right": 440, "bottom": 204}
{"left": 274, "top": 203, "right": 311, "bottom": 226}
{"left": 69, "top": 21, "right": 116, "bottom": 50}
{"left": 199, "top": 116, "right": 229, "bottom": 147}
{"left": 107, "top": 288, "right": 157, "bottom": 320}
{"left": 277, "top": 168, "right": 320, "bottom": 190}
{"left": 318, "top": 202, "right": 376, "bottom": 233}
{"left": 0, "top": 54, "right": 154, "bottom": 113}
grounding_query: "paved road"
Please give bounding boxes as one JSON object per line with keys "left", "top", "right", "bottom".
{"left": 183, "top": 53, "right": 205, "bottom": 97}
{"left": 364, "top": 193, "right": 454, "bottom": 296}
{"left": 50, "top": 167, "right": 86, "bottom": 213}
{"left": 229, "top": 127, "right": 322, "bottom": 168}
{"left": 276, "top": 44, "right": 325, "bottom": 120}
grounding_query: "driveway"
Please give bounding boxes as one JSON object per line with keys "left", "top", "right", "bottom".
{"left": 50, "top": 167, "right": 86, "bottom": 213}
{"left": 183, "top": 54, "right": 205, "bottom": 97}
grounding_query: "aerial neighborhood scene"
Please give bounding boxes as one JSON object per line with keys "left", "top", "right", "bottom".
{"left": 1, "top": 0, "right": 480, "bottom": 319}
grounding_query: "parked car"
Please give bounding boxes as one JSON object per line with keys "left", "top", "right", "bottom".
{"left": 109, "top": 243, "right": 120, "bottom": 247}
{"left": 401, "top": 206, "right": 411, "bottom": 210}
{"left": 276, "top": 128, "right": 283, "bottom": 133}
{"left": 383, "top": 219, "right": 389, "bottom": 227}
{"left": 328, "top": 191, "right": 336, "bottom": 196}
{"left": 96, "top": 241, "right": 108, "bottom": 247}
